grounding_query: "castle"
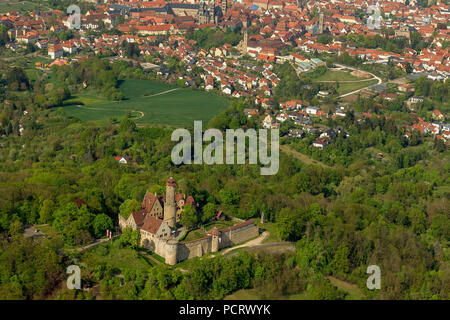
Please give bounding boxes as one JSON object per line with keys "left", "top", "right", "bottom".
{"left": 119, "top": 177, "right": 259, "bottom": 265}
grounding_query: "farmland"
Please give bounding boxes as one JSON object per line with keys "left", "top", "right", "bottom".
{"left": 61, "top": 79, "right": 230, "bottom": 127}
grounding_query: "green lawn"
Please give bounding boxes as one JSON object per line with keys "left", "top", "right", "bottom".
{"left": 313, "top": 70, "right": 363, "bottom": 82}
{"left": 181, "top": 220, "right": 238, "bottom": 242}
{"left": 182, "top": 229, "right": 207, "bottom": 242}
{"left": 337, "top": 79, "right": 379, "bottom": 95}
{"left": 81, "top": 239, "right": 154, "bottom": 272}
{"left": 61, "top": 79, "right": 230, "bottom": 127}
{"left": 0, "top": 0, "right": 50, "bottom": 13}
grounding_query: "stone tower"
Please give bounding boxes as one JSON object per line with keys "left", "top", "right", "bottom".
{"left": 164, "top": 177, "right": 176, "bottom": 228}
{"left": 198, "top": 1, "right": 211, "bottom": 24}
{"left": 209, "top": 227, "right": 221, "bottom": 252}
{"left": 242, "top": 20, "right": 248, "bottom": 54}
{"left": 166, "top": 239, "right": 178, "bottom": 265}
{"left": 318, "top": 12, "right": 324, "bottom": 34}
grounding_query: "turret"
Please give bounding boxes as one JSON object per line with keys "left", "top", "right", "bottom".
{"left": 208, "top": 227, "right": 221, "bottom": 253}
{"left": 166, "top": 239, "right": 178, "bottom": 265}
{"left": 164, "top": 177, "right": 176, "bottom": 228}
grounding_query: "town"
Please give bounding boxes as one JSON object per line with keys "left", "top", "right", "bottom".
{"left": 1, "top": 0, "right": 449, "bottom": 149}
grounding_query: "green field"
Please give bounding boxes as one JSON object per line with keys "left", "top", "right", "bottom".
{"left": 337, "top": 79, "right": 379, "bottom": 95}
{"left": 0, "top": 0, "right": 50, "bottom": 13}
{"left": 62, "top": 80, "right": 230, "bottom": 127}
{"left": 313, "top": 70, "right": 363, "bottom": 82}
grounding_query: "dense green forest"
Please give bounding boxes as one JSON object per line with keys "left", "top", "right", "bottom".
{"left": 0, "top": 95, "right": 448, "bottom": 299}
{"left": 0, "top": 53, "right": 448, "bottom": 300}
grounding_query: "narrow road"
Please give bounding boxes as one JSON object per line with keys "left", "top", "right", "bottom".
{"left": 334, "top": 64, "right": 382, "bottom": 98}
{"left": 220, "top": 231, "right": 269, "bottom": 255}
{"left": 67, "top": 236, "right": 119, "bottom": 252}
{"left": 144, "top": 88, "right": 181, "bottom": 98}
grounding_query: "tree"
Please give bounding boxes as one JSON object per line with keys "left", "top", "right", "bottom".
{"left": 201, "top": 203, "right": 216, "bottom": 222}
{"left": 276, "top": 208, "right": 308, "bottom": 241}
{"left": 120, "top": 227, "right": 140, "bottom": 248}
{"left": 119, "top": 118, "right": 136, "bottom": 133}
{"left": 7, "top": 67, "right": 29, "bottom": 91}
{"left": 93, "top": 214, "right": 113, "bottom": 238}
{"left": 119, "top": 199, "right": 141, "bottom": 219}
{"left": 180, "top": 204, "right": 198, "bottom": 228}
{"left": 39, "top": 199, "right": 55, "bottom": 223}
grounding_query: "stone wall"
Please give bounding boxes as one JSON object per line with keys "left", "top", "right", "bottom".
{"left": 219, "top": 222, "right": 259, "bottom": 249}
{"left": 177, "top": 236, "right": 213, "bottom": 261}
{"left": 175, "top": 219, "right": 259, "bottom": 264}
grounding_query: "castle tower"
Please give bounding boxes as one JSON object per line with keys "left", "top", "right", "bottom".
{"left": 318, "top": 13, "right": 324, "bottom": 34}
{"left": 166, "top": 239, "right": 178, "bottom": 265}
{"left": 164, "top": 177, "right": 177, "bottom": 228}
{"left": 209, "top": 227, "right": 221, "bottom": 252}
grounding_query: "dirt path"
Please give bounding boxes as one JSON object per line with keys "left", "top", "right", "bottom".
{"left": 327, "top": 276, "right": 366, "bottom": 299}
{"left": 317, "top": 78, "right": 377, "bottom": 83}
{"left": 139, "top": 251, "right": 162, "bottom": 265}
{"left": 144, "top": 88, "right": 181, "bottom": 98}
{"left": 220, "top": 231, "right": 269, "bottom": 255}
{"left": 333, "top": 64, "right": 382, "bottom": 98}
{"left": 68, "top": 236, "right": 119, "bottom": 252}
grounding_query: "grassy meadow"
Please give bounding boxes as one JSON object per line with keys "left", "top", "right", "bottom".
{"left": 62, "top": 79, "right": 230, "bottom": 127}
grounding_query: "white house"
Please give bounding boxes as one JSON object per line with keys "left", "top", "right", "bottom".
{"left": 306, "top": 106, "right": 319, "bottom": 116}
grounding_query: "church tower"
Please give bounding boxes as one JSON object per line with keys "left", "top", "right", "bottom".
{"left": 318, "top": 12, "right": 324, "bottom": 34}
{"left": 222, "top": 0, "right": 227, "bottom": 15}
{"left": 241, "top": 20, "right": 248, "bottom": 54}
{"left": 164, "top": 177, "right": 176, "bottom": 228}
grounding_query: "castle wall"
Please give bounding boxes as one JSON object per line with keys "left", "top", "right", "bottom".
{"left": 219, "top": 223, "right": 259, "bottom": 249}
{"left": 175, "top": 220, "right": 259, "bottom": 263}
{"left": 177, "top": 236, "right": 213, "bottom": 261}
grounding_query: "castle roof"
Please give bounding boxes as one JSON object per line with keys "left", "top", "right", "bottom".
{"left": 221, "top": 219, "right": 255, "bottom": 232}
{"left": 142, "top": 191, "right": 164, "bottom": 212}
{"left": 141, "top": 215, "right": 163, "bottom": 235}
{"left": 131, "top": 209, "right": 147, "bottom": 227}
{"left": 166, "top": 177, "right": 176, "bottom": 187}
{"left": 208, "top": 227, "right": 221, "bottom": 236}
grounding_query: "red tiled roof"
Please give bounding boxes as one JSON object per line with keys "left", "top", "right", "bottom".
{"left": 131, "top": 209, "right": 147, "bottom": 227}
{"left": 141, "top": 215, "right": 163, "bottom": 235}
{"left": 73, "top": 198, "right": 88, "bottom": 209}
